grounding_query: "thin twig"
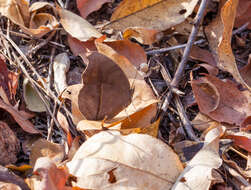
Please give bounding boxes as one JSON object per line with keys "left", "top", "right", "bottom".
{"left": 161, "top": 0, "right": 209, "bottom": 113}
{"left": 160, "top": 60, "right": 198, "bottom": 141}
{"left": 147, "top": 22, "right": 249, "bottom": 55}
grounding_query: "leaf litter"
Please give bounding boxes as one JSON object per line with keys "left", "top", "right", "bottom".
{"left": 0, "top": 0, "right": 250, "bottom": 189}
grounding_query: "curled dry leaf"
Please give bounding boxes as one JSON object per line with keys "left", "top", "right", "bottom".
{"left": 66, "top": 131, "right": 183, "bottom": 190}
{"left": 106, "top": 0, "right": 199, "bottom": 32}
{"left": 53, "top": 53, "right": 70, "bottom": 95}
{"left": 27, "top": 157, "right": 70, "bottom": 190}
{"left": 205, "top": 0, "right": 250, "bottom": 90}
{"left": 23, "top": 78, "right": 46, "bottom": 112}
{"left": 191, "top": 74, "right": 251, "bottom": 126}
{"left": 57, "top": 8, "right": 102, "bottom": 41}
{"left": 0, "top": 121, "right": 20, "bottom": 165}
{"left": 0, "top": 165, "right": 29, "bottom": 190}
{"left": 0, "top": 0, "right": 58, "bottom": 38}
{"left": 172, "top": 126, "right": 224, "bottom": 190}
{"left": 77, "top": 0, "right": 112, "bottom": 19}
{"left": 30, "top": 138, "right": 65, "bottom": 167}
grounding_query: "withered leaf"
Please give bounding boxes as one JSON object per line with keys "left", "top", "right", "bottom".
{"left": 79, "top": 52, "right": 131, "bottom": 120}
{"left": 192, "top": 74, "right": 251, "bottom": 126}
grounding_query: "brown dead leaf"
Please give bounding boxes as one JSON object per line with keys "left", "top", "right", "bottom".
{"left": 190, "top": 46, "right": 217, "bottom": 67}
{"left": 28, "top": 157, "right": 70, "bottom": 190}
{"left": 96, "top": 41, "right": 158, "bottom": 123}
{"left": 240, "top": 54, "right": 251, "bottom": 87}
{"left": 0, "top": 0, "right": 58, "bottom": 38}
{"left": 234, "top": 0, "right": 251, "bottom": 29}
{"left": 172, "top": 126, "right": 224, "bottom": 190}
{"left": 67, "top": 131, "right": 183, "bottom": 189}
{"left": 63, "top": 52, "right": 131, "bottom": 123}
{"left": 0, "top": 55, "right": 19, "bottom": 105}
{"left": 191, "top": 112, "right": 219, "bottom": 132}
{"left": 0, "top": 121, "right": 19, "bottom": 165}
{"left": 103, "top": 39, "right": 147, "bottom": 68}
{"left": 0, "top": 98, "right": 39, "bottom": 133}
{"left": 106, "top": 0, "right": 199, "bottom": 31}
{"left": 205, "top": 0, "right": 250, "bottom": 90}
{"left": 192, "top": 74, "right": 251, "bottom": 126}
{"left": 0, "top": 165, "right": 29, "bottom": 190}
{"left": 77, "top": 0, "right": 112, "bottom": 19}
{"left": 57, "top": 8, "right": 102, "bottom": 41}
{"left": 30, "top": 138, "right": 65, "bottom": 167}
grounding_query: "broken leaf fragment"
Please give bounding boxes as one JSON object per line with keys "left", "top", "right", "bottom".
{"left": 67, "top": 131, "right": 183, "bottom": 190}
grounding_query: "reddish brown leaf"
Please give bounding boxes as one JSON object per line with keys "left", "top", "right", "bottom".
{"left": 225, "top": 134, "right": 251, "bottom": 152}
{"left": 0, "top": 54, "right": 19, "bottom": 104}
{"left": 191, "top": 75, "right": 251, "bottom": 126}
{"left": 240, "top": 54, "right": 251, "bottom": 87}
{"left": 77, "top": 0, "right": 112, "bottom": 19}
{"left": 0, "top": 98, "right": 39, "bottom": 134}
{"left": 234, "top": 0, "right": 251, "bottom": 29}
{"left": 190, "top": 46, "right": 217, "bottom": 67}
{"left": 0, "top": 121, "right": 19, "bottom": 165}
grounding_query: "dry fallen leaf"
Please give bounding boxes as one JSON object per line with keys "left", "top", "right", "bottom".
{"left": 30, "top": 138, "right": 65, "bottom": 167}
{"left": 53, "top": 53, "right": 70, "bottom": 95}
{"left": 57, "top": 8, "right": 102, "bottom": 41}
{"left": 0, "top": 0, "right": 58, "bottom": 38}
{"left": 27, "top": 157, "right": 70, "bottom": 190}
{"left": 67, "top": 131, "right": 183, "bottom": 189}
{"left": 77, "top": 0, "right": 112, "bottom": 19}
{"left": 96, "top": 41, "right": 158, "bottom": 123}
{"left": 172, "top": 126, "right": 224, "bottom": 190}
{"left": 190, "top": 46, "right": 217, "bottom": 67}
{"left": 105, "top": 0, "right": 199, "bottom": 32}
{"left": 123, "top": 27, "right": 163, "bottom": 45}
{"left": 0, "top": 121, "right": 20, "bottom": 165}
{"left": 234, "top": 0, "right": 251, "bottom": 29}
{"left": 0, "top": 165, "right": 29, "bottom": 190}
{"left": 0, "top": 54, "right": 19, "bottom": 105}
{"left": 0, "top": 182, "right": 22, "bottom": 190}
{"left": 62, "top": 52, "right": 131, "bottom": 124}
{"left": 205, "top": 0, "right": 250, "bottom": 90}
{"left": 0, "top": 98, "right": 39, "bottom": 134}
{"left": 240, "top": 54, "right": 251, "bottom": 87}
{"left": 225, "top": 131, "right": 251, "bottom": 152}
{"left": 23, "top": 78, "right": 47, "bottom": 112}
{"left": 191, "top": 74, "right": 251, "bottom": 126}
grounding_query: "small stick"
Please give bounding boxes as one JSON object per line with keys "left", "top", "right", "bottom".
{"left": 160, "top": 60, "right": 198, "bottom": 141}
{"left": 161, "top": 0, "right": 209, "bottom": 113}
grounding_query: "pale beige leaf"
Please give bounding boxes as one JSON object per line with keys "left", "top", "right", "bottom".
{"left": 23, "top": 78, "right": 46, "bottom": 112}
{"left": 172, "top": 126, "right": 224, "bottom": 190}
{"left": 67, "top": 131, "right": 183, "bottom": 190}
{"left": 57, "top": 8, "right": 102, "bottom": 41}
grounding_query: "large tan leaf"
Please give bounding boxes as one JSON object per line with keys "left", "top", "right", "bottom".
{"left": 67, "top": 131, "right": 183, "bottom": 189}
{"left": 57, "top": 8, "right": 102, "bottom": 41}
{"left": 77, "top": 0, "right": 112, "bottom": 19}
{"left": 172, "top": 126, "right": 224, "bottom": 190}
{"left": 191, "top": 74, "right": 251, "bottom": 126}
{"left": 205, "top": 0, "right": 250, "bottom": 90}
{"left": 105, "top": 0, "right": 199, "bottom": 31}
{"left": 96, "top": 41, "right": 158, "bottom": 123}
